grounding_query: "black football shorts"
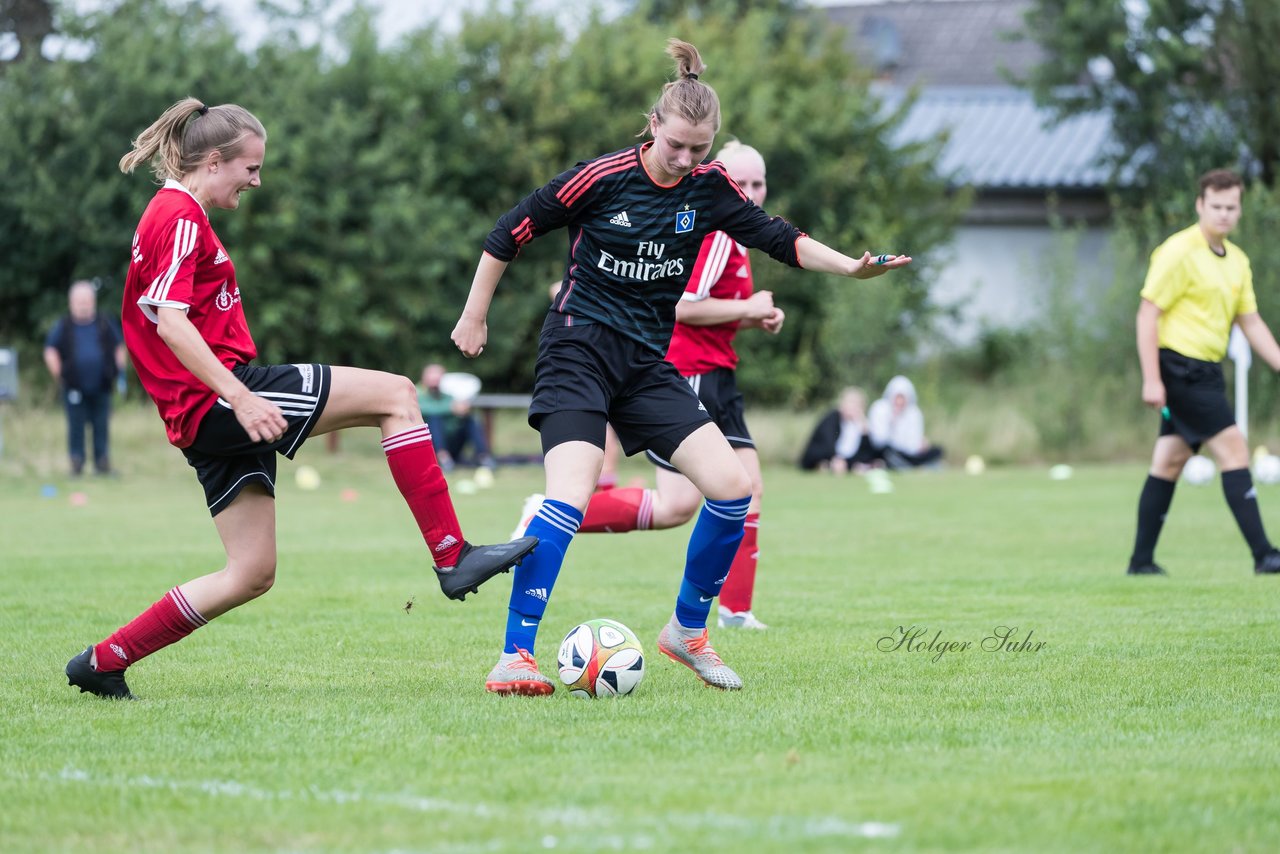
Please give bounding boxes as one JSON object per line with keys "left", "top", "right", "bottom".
{"left": 182, "top": 363, "right": 331, "bottom": 516}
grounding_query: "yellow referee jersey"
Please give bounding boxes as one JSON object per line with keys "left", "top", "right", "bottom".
{"left": 1140, "top": 224, "right": 1257, "bottom": 362}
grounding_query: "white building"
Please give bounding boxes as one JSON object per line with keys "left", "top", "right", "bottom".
{"left": 827, "top": 0, "right": 1120, "bottom": 343}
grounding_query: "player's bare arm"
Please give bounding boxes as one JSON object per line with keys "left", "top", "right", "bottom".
{"left": 453, "top": 253, "right": 508, "bottom": 358}
{"left": 155, "top": 306, "right": 287, "bottom": 442}
{"left": 795, "top": 236, "right": 912, "bottom": 279}
{"left": 676, "top": 291, "right": 775, "bottom": 327}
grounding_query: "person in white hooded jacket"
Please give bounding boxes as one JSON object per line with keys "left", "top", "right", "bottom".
{"left": 868, "top": 375, "right": 944, "bottom": 469}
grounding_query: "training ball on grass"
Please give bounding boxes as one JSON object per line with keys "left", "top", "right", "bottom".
{"left": 1181, "top": 454, "right": 1215, "bottom": 486}
{"left": 557, "top": 618, "right": 645, "bottom": 698}
{"left": 866, "top": 468, "right": 893, "bottom": 494}
{"left": 964, "top": 454, "right": 985, "bottom": 475}
{"left": 295, "top": 465, "right": 321, "bottom": 490}
{"left": 1048, "top": 464, "right": 1073, "bottom": 481}
{"left": 1254, "top": 454, "right": 1280, "bottom": 485}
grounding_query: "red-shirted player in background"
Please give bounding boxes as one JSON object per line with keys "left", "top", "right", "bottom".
{"left": 65, "top": 98, "right": 536, "bottom": 700}
{"left": 514, "top": 141, "right": 782, "bottom": 630}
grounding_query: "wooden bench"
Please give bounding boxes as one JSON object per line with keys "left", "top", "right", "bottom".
{"left": 471, "top": 392, "right": 533, "bottom": 453}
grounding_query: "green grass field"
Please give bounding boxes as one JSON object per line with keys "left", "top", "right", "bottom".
{"left": 3, "top": 425, "right": 1279, "bottom": 852}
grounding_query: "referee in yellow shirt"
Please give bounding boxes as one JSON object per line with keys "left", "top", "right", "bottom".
{"left": 1129, "top": 168, "right": 1280, "bottom": 575}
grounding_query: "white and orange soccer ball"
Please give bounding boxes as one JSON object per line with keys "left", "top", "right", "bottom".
{"left": 556, "top": 618, "right": 645, "bottom": 699}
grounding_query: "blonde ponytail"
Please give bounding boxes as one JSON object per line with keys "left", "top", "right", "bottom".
{"left": 121, "top": 98, "right": 266, "bottom": 182}
{"left": 640, "top": 39, "right": 721, "bottom": 136}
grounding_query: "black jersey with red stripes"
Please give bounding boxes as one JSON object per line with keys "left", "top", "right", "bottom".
{"left": 483, "top": 142, "right": 805, "bottom": 354}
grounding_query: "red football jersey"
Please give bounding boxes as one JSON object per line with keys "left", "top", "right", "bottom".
{"left": 665, "top": 230, "right": 753, "bottom": 375}
{"left": 122, "top": 180, "right": 257, "bottom": 447}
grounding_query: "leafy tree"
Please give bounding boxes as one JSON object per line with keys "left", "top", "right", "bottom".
{"left": 0, "top": 0, "right": 959, "bottom": 406}
{"left": 1016, "top": 1, "right": 1280, "bottom": 427}
{"left": 0, "top": 0, "right": 253, "bottom": 358}
{"left": 0, "top": 0, "right": 54, "bottom": 64}
{"left": 1020, "top": 0, "right": 1280, "bottom": 227}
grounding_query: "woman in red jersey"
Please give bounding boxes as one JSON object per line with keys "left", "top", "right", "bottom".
{"left": 66, "top": 98, "right": 536, "bottom": 700}
{"left": 453, "top": 39, "right": 911, "bottom": 696}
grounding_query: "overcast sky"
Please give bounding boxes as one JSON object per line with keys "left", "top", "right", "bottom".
{"left": 5, "top": 0, "right": 867, "bottom": 60}
{"left": 216, "top": 0, "right": 860, "bottom": 46}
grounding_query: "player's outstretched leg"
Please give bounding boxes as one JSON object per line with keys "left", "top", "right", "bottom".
{"left": 66, "top": 646, "right": 135, "bottom": 699}
{"left": 315, "top": 368, "right": 538, "bottom": 601}
{"left": 439, "top": 537, "right": 539, "bottom": 601}
{"left": 379, "top": 422, "right": 538, "bottom": 600}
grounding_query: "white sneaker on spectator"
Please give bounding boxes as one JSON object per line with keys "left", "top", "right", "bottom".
{"left": 510, "top": 493, "right": 545, "bottom": 540}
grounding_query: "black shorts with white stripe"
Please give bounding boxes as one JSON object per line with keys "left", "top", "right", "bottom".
{"left": 181, "top": 363, "right": 332, "bottom": 516}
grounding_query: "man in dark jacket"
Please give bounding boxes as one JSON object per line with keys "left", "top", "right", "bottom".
{"left": 43, "top": 280, "right": 125, "bottom": 475}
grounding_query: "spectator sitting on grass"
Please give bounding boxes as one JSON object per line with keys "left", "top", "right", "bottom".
{"left": 868, "top": 375, "right": 944, "bottom": 470}
{"left": 417, "top": 362, "right": 494, "bottom": 471}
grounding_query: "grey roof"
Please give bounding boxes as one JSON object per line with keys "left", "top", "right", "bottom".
{"left": 825, "top": 0, "right": 1045, "bottom": 87}
{"left": 883, "top": 85, "right": 1117, "bottom": 190}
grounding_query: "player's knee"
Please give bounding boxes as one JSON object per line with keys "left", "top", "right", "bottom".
{"left": 1157, "top": 456, "right": 1189, "bottom": 480}
{"left": 661, "top": 495, "right": 701, "bottom": 527}
{"left": 233, "top": 557, "right": 277, "bottom": 602}
{"left": 702, "top": 472, "right": 751, "bottom": 502}
{"left": 387, "top": 374, "right": 421, "bottom": 422}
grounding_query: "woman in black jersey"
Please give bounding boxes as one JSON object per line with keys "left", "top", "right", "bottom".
{"left": 453, "top": 38, "right": 911, "bottom": 695}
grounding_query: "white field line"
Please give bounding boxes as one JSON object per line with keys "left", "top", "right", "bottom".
{"left": 48, "top": 767, "right": 900, "bottom": 842}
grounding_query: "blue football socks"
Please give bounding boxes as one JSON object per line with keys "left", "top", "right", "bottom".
{"left": 504, "top": 498, "right": 582, "bottom": 654}
{"left": 674, "top": 495, "right": 751, "bottom": 629}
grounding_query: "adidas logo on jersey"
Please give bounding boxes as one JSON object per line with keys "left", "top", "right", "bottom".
{"left": 608, "top": 211, "right": 632, "bottom": 228}
{"left": 524, "top": 587, "right": 549, "bottom": 602}
{"left": 213, "top": 248, "right": 229, "bottom": 265}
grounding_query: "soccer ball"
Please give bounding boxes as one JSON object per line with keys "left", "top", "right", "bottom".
{"left": 556, "top": 618, "right": 645, "bottom": 699}
{"left": 1182, "top": 454, "right": 1216, "bottom": 486}
{"left": 1255, "top": 453, "right": 1280, "bottom": 485}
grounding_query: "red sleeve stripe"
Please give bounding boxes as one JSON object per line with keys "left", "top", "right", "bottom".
{"left": 146, "top": 218, "right": 199, "bottom": 303}
{"left": 560, "top": 161, "right": 637, "bottom": 208}
{"left": 556, "top": 150, "right": 637, "bottom": 207}
{"left": 512, "top": 216, "right": 535, "bottom": 246}
{"left": 695, "top": 161, "right": 748, "bottom": 202}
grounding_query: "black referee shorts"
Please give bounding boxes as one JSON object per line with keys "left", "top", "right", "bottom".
{"left": 182, "top": 363, "right": 331, "bottom": 516}
{"left": 528, "top": 316, "right": 711, "bottom": 460}
{"left": 647, "top": 367, "right": 753, "bottom": 471}
{"left": 1158, "top": 348, "right": 1234, "bottom": 449}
